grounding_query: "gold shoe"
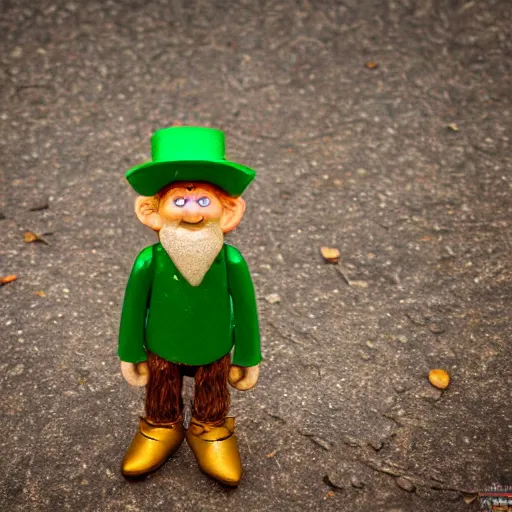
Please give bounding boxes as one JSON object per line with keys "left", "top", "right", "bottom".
{"left": 186, "top": 417, "right": 242, "bottom": 487}
{"left": 121, "top": 417, "right": 185, "bottom": 477}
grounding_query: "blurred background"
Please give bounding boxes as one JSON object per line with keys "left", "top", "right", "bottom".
{"left": 1, "top": 1, "right": 511, "bottom": 511}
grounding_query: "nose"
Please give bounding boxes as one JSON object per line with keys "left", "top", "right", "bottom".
{"left": 182, "top": 201, "right": 203, "bottom": 224}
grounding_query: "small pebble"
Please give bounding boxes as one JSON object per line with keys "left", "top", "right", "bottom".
{"left": 342, "top": 436, "right": 361, "bottom": 447}
{"left": 350, "top": 280, "right": 368, "bottom": 288}
{"left": 324, "top": 474, "right": 344, "bottom": 490}
{"left": 429, "top": 323, "right": 445, "bottom": 334}
{"left": 265, "top": 293, "right": 281, "bottom": 304}
{"left": 396, "top": 476, "right": 416, "bottom": 492}
{"left": 370, "top": 439, "right": 384, "bottom": 451}
{"left": 350, "top": 476, "right": 365, "bottom": 488}
{"left": 393, "top": 382, "right": 406, "bottom": 393}
{"left": 419, "top": 386, "right": 442, "bottom": 402}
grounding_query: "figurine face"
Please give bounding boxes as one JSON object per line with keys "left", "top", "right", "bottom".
{"left": 134, "top": 181, "right": 246, "bottom": 234}
{"left": 158, "top": 183, "right": 225, "bottom": 229}
{"left": 134, "top": 181, "right": 246, "bottom": 286}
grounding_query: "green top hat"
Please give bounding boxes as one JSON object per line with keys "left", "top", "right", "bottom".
{"left": 125, "top": 126, "right": 256, "bottom": 197}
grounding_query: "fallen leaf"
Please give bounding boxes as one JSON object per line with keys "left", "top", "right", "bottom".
{"left": 24, "top": 231, "right": 39, "bottom": 242}
{"left": 320, "top": 247, "right": 340, "bottom": 263}
{"left": 34, "top": 290, "right": 46, "bottom": 297}
{"left": 365, "top": 61, "right": 378, "bottom": 69}
{"left": 24, "top": 231, "right": 50, "bottom": 245}
{"left": 429, "top": 369, "right": 450, "bottom": 390}
{"left": 0, "top": 274, "right": 17, "bottom": 285}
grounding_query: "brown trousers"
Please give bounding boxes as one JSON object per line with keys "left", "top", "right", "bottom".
{"left": 145, "top": 352, "right": 231, "bottom": 424}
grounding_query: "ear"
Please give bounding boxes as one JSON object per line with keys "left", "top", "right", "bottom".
{"left": 135, "top": 196, "right": 163, "bottom": 232}
{"left": 219, "top": 196, "right": 246, "bottom": 233}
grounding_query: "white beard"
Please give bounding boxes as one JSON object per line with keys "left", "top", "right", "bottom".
{"left": 159, "top": 221, "right": 224, "bottom": 286}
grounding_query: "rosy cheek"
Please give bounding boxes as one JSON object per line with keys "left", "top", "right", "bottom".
{"left": 159, "top": 204, "right": 183, "bottom": 222}
{"left": 202, "top": 203, "right": 223, "bottom": 221}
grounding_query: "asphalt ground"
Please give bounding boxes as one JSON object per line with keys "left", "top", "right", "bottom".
{"left": 1, "top": 1, "right": 511, "bottom": 511}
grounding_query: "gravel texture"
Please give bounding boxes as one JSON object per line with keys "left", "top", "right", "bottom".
{"left": 1, "top": 1, "right": 511, "bottom": 511}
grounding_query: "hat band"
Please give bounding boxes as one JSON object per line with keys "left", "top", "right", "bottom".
{"left": 151, "top": 127, "right": 226, "bottom": 162}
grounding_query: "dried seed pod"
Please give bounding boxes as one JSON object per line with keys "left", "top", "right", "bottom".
{"left": 24, "top": 231, "right": 39, "bottom": 243}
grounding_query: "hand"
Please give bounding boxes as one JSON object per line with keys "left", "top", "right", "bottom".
{"left": 120, "top": 360, "right": 149, "bottom": 387}
{"left": 228, "top": 364, "right": 260, "bottom": 391}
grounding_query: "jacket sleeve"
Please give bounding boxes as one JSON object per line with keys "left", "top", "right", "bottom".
{"left": 225, "top": 245, "right": 262, "bottom": 367}
{"left": 118, "top": 245, "right": 154, "bottom": 363}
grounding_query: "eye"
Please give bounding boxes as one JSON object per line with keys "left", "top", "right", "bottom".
{"left": 197, "top": 197, "right": 211, "bottom": 207}
{"left": 174, "top": 197, "right": 186, "bottom": 207}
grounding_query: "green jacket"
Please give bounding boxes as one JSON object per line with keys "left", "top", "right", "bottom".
{"left": 118, "top": 243, "right": 261, "bottom": 367}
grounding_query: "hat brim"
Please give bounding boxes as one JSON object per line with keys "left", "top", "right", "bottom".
{"left": 125, "top": 160, "right": 256, "bottom": 197}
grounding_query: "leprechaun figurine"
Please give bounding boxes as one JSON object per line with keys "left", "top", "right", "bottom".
{"left": 118, "top": 126, "right": 261, "bottom": 486}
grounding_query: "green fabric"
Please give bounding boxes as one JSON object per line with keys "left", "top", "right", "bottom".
{"left": 125, "top": 127, "right": 256, "bottom": 197}
{"left": 118, "top": 243, "right": 261, "bottom": 367}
